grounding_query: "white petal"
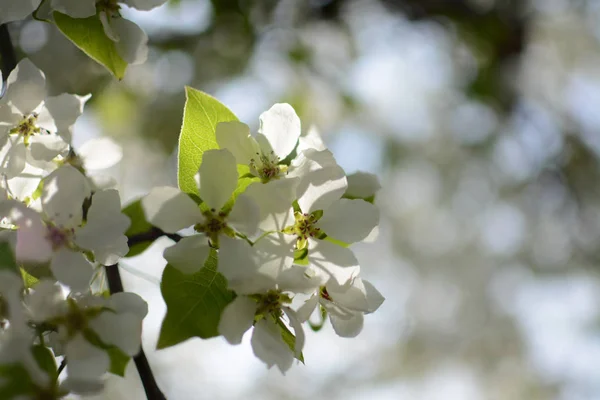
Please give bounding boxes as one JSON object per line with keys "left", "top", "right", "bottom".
{"left": 227, "top": 194, "right": 259, "bottom": 236}
{"left": 28, "top": 135, "right": 69, "bottom": 162}
{"left": 276, "top": 265, "right": 323, "bottom": 294}
{"left": 218, "top": 296, "right": 256, "bottom": 345}
{"left": 99, "top": 11, "right": 119, "bottom": 42}
{"left": 43, "top": 93, "right": 90, "bottom": 143}
{"left": 297, "top": 125, "right": 326, "bottom": 153}
{"left": 243, "top": 178, "right": 297, "bottom": 233}
{"left": 283, "top": 307, "right": 305, "bottom": 357}
{"left": 6, "top": 164, "right": 45, "bottom": 201}
{"left": 122, "top": 0, "right": 168, "bottom": 10}
{"left": 308, "top": 240, "right": 360, "bottom": 287}
{"left": 141, "top": 186, "right": 204, "bottom": 233}
{"left": 345, "top": 171, "right": 381, "bottom": 199}
{"left": 107, "top": 292, "right": 148, "bottom": 320}
{"left": 218, "top": 236, "right": 268, "bottom": 294}
{"left": 78, "top": 137, "right": 122, "bottom": 170}
{"left": 26, "top": 279, "right": 66, "bottom": 322}
{"left": 316, "top": 199, "right": 379, "bottom": 244}
{"left": 163, "top": 235, "right": 210, "bottom": 274}
{"left": 251, "top": 318, "right": 293, "bottom": 373}
{"left": 88, "top": 312, "right": 143, "bottom": 356}
{"left": 252, "top": 233, "right": 295, "bottom": 281}
{"left": 326, "top": 278, "right": 370, "bottom": 312}
{"left": 50, "top": 248, "right": 93, "bottom": 292}
{"left": 42, "top": 166, "right": 91, "bottom": 227}
{"left": 112, "top": 18, "right": 149, "bottom": 65}
{"left": 197, "top": 149, "right": 238, "bottom": 212}
{"left": 5, "top": 59, "right": 46, "bottom": 114}
{"left": 0, "top": 0, "right": 41, "bottom": 24}
{"left": 329, "top": 311, "right": 363, "bottom": 338}
{"left": 0, "top": 138, "right": 27, "bottom": 178}
{"left": 5, "top": 202, "right": 52, "bottom": 262}
{"left": 363, "top": 279, "right": 385, "bottom": 313}
{"left": 65, "top": 333, "right": 110, "bottom": 381}
{"left": 258, "top": 103, "right": 301, "bottom": 159}
{"left": 215, "top": 121, "right": 259, "bottom": 165}
{"left": 293, "top": 149, "right": 347, "bottom": 213}
{"left": 74, "top": 189, "right": 130, "bottom": 264}
{"left": 296, "top": 294, "right": 319, "bottom": 323}
{"left": 50, "top": 0, "right": 96, "bottom": 18}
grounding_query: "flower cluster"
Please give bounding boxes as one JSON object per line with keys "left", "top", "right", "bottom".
{"left": 0, "top": 60, "right": 144, "bottom": 397}
{"left": 0, "top": 0, "right": 167, "bottom": 64}
{"left": 142, "top": 104, "right": 384, "bottom": 372}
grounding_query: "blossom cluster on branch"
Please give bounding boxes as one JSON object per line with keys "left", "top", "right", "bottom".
{"left": 0, "top": 1, "right": 384, "bottom": 398}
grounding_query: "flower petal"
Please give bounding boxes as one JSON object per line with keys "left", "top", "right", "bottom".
{"left": 5, "top": 59, "right": 46, "bottom": 114}
{"left": 296, "top": 294, "right": 319, "bottom": 323}
{"left": 50, "top": 0, "right": 96, "bottom": 18}
{"left": 77, "top": 137, "right": 122, "bottom": 170}
{"left": 215, "top": 121, "right": 259, "bottom": 165}
{"left": 251, "top": 317, "right": 293, "bottom": 373}
{"left": 65, "top": 333, "right": 110, "bottom": 381}
{"left": 0, "top": 137, "right": 27, "bottom": 179}
{"left": 74, "top": 189, "right": 130, "bottom": 264}
{"left": 163, "top": 235, "right": 210, "bottom": 274}
{"left": 107, "top": 292, "right": 148, "bottom": 320}
{"left": 243, "top": 178, "right": 297, "bottom": 232}
{"left": 88, "top": 311, "right": 143, "bottom": 356}
{"left": 122, "top": 0, "right": 168, "bottom": 10}
{"left": 112, "top": 18, "right": 149, "bottom": 65}
{"left": 0, "top": 0, "right": 42, "bottom": 24}
{"left": 297, "top": 125, "right": 326, "bottom": 153}
{"left": 326, "top": 278, "right": 370, "bottom": 312}
{"left": 328, "top": 311, "right": 363, "bottom": 338}
{"left": 257, "top": 103, "right": 301, "bottom": 159}
{"left": 28, "top": 135, "right": 69, "bottom": 162}
{"left": 308, "top": 240, "right": 360, "bottom": 287}
{"left": 345, "top": 171, "right": 381, "bottom": 199}
{"left": 218, "top": 236, "right": 268, "bottom": 294}
{"left": 316, "top": 199, "right": 379, "bottom": 244}
{"left": 50, "top": 248, "right": 94, "bottom": 292}
{"left": 197, "top": 149, "right": 238, "bottom": 212}
{"left": 363, "top": 279, "right": 385, "bottom": 313}
{"left": 252, "top": 233, "right": 295, "bottom": 281}
{"left": 42, "top": 165, "right": 91, "bottom": 228}
{"left": 283, "top": 307, "right": 305, "bottom": 357}
{"left": 218, "top": 296, "right": 256, "bottom": 345}
{"left": 227, "top": 194, "right": 259, "bottom": 237}
{"left": 43, "top": 93, "right": 90, "bottom": 143}
{"left": 141, "top": 186, "right": 204, "bottom": 233}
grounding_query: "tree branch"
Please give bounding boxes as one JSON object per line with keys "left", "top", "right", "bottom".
{"left": 127, "top": 227, "right": 182, "bottom": 247}
{"left": 105, "top": 264, "right": 167, "bottom": 400}
{"left": 0, "top": 24, "right": 17, "bottom": 96}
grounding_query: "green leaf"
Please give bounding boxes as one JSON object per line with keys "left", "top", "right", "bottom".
{"left": 221, "top": 165, "right": 260, "bottom": 213}
{"left": 53, "top": 12, "right": 127, "bottom": 79}
{"left": 276, "top": 318, "right": 304, "bottom": 363}
{"left": 122, "top": 199, "right": 154, "bottom": 257}
{"left": 177, "top": 87, "right": 238, "bottom": 195}
{"left": 106, "top": 347, "right": 130, "bottom": 377}
{"left": 0, "top": 242, "right": 18, "bottom": 275}
{"left": 157, "top": 250, "right": 235, "bottom": 349}
{"left": 31, "top": 345, "right": 57, "bottom": 382}
{"left": 0, "top": 364, "right": 35, "bottom": 399}
{"left": 21, "top": 269, "right": 39, "bottom": 289}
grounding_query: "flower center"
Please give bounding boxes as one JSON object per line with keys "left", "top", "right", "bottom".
{"left": 96, "top": 0, "right": 121, "bottom": 15}
{"left": 319, "top": 286, "right": 332, "bottom": 301}
{"left": 10, "top": 114, "right": 45, "bottom": 145}
{"left": 283, "top": 211, "right": 322, "bottom": 250}
{"left": 194, "top": 210, "right": 234, "bottom": 246}
{"left": 45, "top": 225, "right": 74, "bottom": 251}
{"left": 249, "top": 151, "right": 287, "bottom": 183}
{"left": 252, "top": 290, "right": 292, "bottom": 318}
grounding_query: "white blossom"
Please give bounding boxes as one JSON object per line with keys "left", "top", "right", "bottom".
{"left": 0, "top": 0, "right": 41, "bottom": 24}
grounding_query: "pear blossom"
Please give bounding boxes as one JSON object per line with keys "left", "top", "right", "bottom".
{"left": 142, "top": 148, "right": 259, "bottom": 274}
{"left": 2, "top": 166, "right": 130, "bottom": 291}
{"left": 25, "top": 280, "right": 148, "bottom": 394}
{"left": 216, "top": 103, "right": 301, "bottom": 183}
{"left": 0, "top": 59, "right": 89, "bottom": 179}
{"left": 297, "top": 277, "right": 385, "bottom": 337}
{"left": 0, "top": 0, "right": 41, "bottom": 24}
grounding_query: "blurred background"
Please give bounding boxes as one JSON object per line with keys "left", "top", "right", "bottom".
{"left": 8, "top": 0, "right": 600, "bottom": 398}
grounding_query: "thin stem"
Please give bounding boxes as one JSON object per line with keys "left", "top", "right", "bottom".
{"left": 105, "top": 264, "right": 167, "bottom": 400}
{"left": 127, "top": 227, "right": 182, "bottom": 246}
{"left": 0, "top": 24, "right": 17, "bottom": 95}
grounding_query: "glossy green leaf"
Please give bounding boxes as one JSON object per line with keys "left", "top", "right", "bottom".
{"left": 53, "top": 12, "right": 127, "bottom": 79}
{"left": 122, "top": 199, "right": 154, "bottom": 257}
{"left": 177, "top": 87, "right": 238, "bottom": 195}
{"left": 157, "top": 250, "right": 235, "bottom": 349}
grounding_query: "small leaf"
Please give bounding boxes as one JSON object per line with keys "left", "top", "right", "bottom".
{"left": 157, "top": 250, "right": 235, "bottom": 349}
{"left": 31, "top": 345, "right": 58, "bottom": 382}
{"left": 177, "top": 87, "right": 238, "bottom": 195}
{"left": 0, "top": 242, "right": 18, "bottom": 275}
{"left": 122, "top": 199, "right": 154, "bottom": 257}
{"left": 276, "top": 318, "right": 304, "bottom": 363}
{"left": 53, "top": 12, "right": 127, "bottom": 79}
{"left": 106, "top": 347, "right": 130, "bottom": 377}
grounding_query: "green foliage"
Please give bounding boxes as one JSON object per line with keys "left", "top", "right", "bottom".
{"left": 0, "top": 242, "right": 18, "bottom": 275}
{"left": 157, "top": 250, "right": 235, "bottom": 349}
{"left": 177, "top": 87, "right": 238, "bottom": 195}
{"left": 0, "top": 364, "right": 35, "bottom": 399}
{"left": 53, "top": 12, "right": 128, "bottom": 79}
{"left": 106, "top": 346, "right": 131, "bottom": 377}
{"left": 31, "top": 346, "right": 58, "bottom": 382}
{"left": 222, "top": 165, "right": 260, "bottom": 213}
{"left": 122, "top": 199, "right": 154, "bottom": 257}
{"left": 276, "top": 318, "right": 304, "bottom": 363}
